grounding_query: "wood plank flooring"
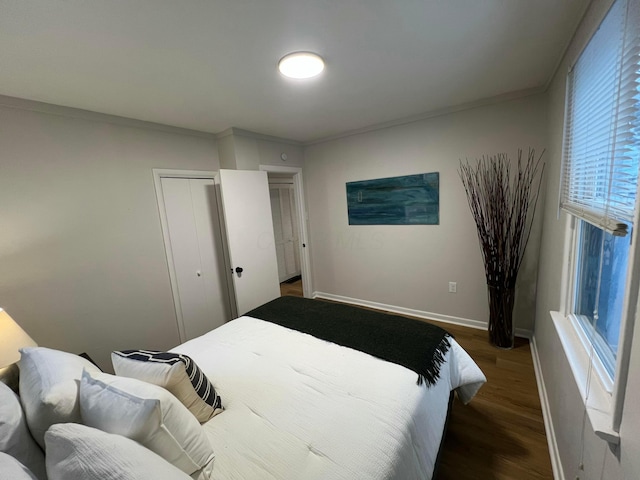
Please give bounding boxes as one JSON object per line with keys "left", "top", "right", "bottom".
{"left": 280, "top": 279, "right": 553, "bottom": 479}
{"left": 279, "top": 276, "right": 303, "bottom": 297}
{"left": 434, "top": 326, "right": 552, "bottom": 480}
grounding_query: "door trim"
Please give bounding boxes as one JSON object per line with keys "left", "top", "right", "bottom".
{"left": 259, "top": 165, "right": 312, "bottom": 297}
{"left": 152, "top": 169, "right": 235, "bottom": 342}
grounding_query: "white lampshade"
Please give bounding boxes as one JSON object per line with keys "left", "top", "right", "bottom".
{"left": 0, "top": 308, "right": 37, "bottom": 368}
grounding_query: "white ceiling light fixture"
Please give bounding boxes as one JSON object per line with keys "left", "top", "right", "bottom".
{"left": 278, "top": 52, "right": 325, "bottom": 79}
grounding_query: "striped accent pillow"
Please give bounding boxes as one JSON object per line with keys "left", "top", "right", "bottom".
{"left": 111, "top": 350, "right": 223, "bottom": 423}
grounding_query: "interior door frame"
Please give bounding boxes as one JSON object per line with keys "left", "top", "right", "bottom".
{"left": 259, "top": 165, "right": 312, "bottom": 297}
{"left": 152, "top": 169, "right": 236, "bottom": 342}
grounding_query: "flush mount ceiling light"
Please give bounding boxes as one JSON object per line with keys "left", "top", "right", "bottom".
{"left": 278, "top": 52, "right": 325, "bottom": 79}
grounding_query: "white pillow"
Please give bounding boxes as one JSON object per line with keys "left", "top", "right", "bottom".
{"left": 45, "top": 423, "right": 193, "bottom": 480}
{"left": 0, "top": 452, "right": 38, "bottom": 480}
{"left": 111, "top": 350, "right": 223, "bottom": 422}
{"left": 79, "top": 370, "right": 214, "bottom": 478}
{"left": 18, "top": 347, "right": 101, "bottom": 448}
{"left": 0, "top": 382, "right": 46, "bottom": 480}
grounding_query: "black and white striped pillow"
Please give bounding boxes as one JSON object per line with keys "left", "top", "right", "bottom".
{"left": 111, "top": 350, "right": 223, "bottom": 423}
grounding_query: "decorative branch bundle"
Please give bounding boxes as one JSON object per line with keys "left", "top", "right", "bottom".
{"left": 459, "top": 148, "right": 545, "bottom": 347}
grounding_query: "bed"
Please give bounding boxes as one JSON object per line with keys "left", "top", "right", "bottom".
{"left": 1, "top": 297, "right": 486, "bottom": 480}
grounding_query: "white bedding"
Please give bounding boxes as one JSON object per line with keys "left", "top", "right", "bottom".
{"left": 172, "top": 316, "right": 486, "bottom": 480}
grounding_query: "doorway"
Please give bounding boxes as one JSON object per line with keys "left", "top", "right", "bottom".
{"left": 268, "top": 176, "right": 301, "bottom": 283}
{"left": 261, "top": 165, "right": 312, "bottom": 298}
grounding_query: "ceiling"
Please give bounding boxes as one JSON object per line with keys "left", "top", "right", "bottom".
{"left": 0, "top": 0, "right": 588, "bottom": 143}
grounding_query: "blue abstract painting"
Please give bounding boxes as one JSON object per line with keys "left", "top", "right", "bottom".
{"left": 346, "top": 172, "right": 439, "bottom": 225}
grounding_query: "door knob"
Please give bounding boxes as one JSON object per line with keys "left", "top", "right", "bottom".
{"left": 235, "top": 267, "right": 244, "bottom": 274}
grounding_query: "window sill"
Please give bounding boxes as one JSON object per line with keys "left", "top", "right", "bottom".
{"left": 550, "top": 310, "right": 620, "bottom": 445}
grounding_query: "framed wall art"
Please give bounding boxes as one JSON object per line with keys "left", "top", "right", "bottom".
{"left": 346, "top": 172, "right": 439, "bottom": 225}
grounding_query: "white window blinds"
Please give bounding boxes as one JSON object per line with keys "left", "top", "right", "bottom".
{"left": 560, "top": 0, "right": 640, "bottom": 234}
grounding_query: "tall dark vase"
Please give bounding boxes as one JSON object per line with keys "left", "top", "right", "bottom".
{"left": 487, "top": 285, "right": 515, "bottom": 349}
{"left": 460, "top": 149, "right": 544, "bottom": 349}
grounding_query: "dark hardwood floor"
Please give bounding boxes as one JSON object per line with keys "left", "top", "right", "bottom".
{"left": 280, "top": 279, "right": 553, "bottom": 479}
{"left": 279, "top": 276, "right": 303, "bottom": 297}
{"left": 435, "top": 325, "right": 552, "bottom": 480}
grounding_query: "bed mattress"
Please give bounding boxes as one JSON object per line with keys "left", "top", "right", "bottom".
{"left": 172, "top": 316, "right": 485, "bottom": 480}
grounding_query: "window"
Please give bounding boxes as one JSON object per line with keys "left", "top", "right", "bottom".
{"left": 560, "top": 0, "right": 639, "bottom": 394}
{"left": 573, "top": 220, "right": 631, "bottom": 378}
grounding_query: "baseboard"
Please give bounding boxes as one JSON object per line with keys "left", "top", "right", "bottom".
{"left": 312, "top": 291, "right": 488, "bottom": 330}
{"left": 530, "top": 335, "right": 565, "bottom": 480}
{"left": 312, "top": 291, "right": 534, "bottom": 338}
{"left": 515, "top": 328, "right": 534, "bottom": 339}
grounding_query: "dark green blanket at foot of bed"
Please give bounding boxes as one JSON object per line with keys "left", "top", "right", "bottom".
{"left": 246, "top": 296, "right": 452, "bottom": 386}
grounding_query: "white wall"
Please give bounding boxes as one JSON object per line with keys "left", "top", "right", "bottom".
{"left": 304, "top": 95, "right": 547, "bottom": 331}
{"left": 0, "top": 98, "right": 220, "bottom": 371}
{"left": 534, "top": 0, "right": 640, "bottom": 478}
{"left": 257, "top": 138, "right": 304, "bottom": 168}
{"left": 217, "top": 128, "right": 304, "bottom": 171}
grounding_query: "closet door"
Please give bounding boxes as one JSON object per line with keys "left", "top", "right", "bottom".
{"left": 161, "top": 177, "right": 231, "bottom": 341}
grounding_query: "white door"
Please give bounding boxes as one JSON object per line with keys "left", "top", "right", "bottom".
{"left": 160, "top": 177, "right": 231, "bottom": 341}
{"left": 218, "top": 170, "right": 281, "bottom": 316}
{"left": 269, "top": 185, "right": 301, "bottom": 282}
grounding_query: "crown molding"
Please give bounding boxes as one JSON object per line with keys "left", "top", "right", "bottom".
{"left": 0, "top": 94, "right": 216, "bottom": 139}
{"left": 303, "top": 86, "right": 546, "bottom": 146}
{"left": 1, "top": 84, "right": 548, "bottom": 148}
{"left": 215, "top": 127, "right": 302, "bottom": 146}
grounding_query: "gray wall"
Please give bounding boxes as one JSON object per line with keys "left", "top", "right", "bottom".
{"left": 0, "top": 98, "right": 220, "bottom": 371}
{"left": 304, "top": 94, "right": 548, "bottom": 331}
{"left": 534, "top": 0, "right": 640, "bottom": 477}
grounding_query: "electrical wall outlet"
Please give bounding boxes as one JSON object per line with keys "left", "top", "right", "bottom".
{"left": 448, "top": 281, "right": 457, "bottom": 293}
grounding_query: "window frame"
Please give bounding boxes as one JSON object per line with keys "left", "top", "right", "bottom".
{"left": 560, "top": 208, "right": 639, "bottom": 439}
{"left": 565, "top": 217, "right": 619, "bottom": 394}
{"left": 554, "top": 0, "right": 640, "bottom": 442}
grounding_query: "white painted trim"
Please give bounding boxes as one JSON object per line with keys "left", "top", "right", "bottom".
{"left": 550, "top": 311, "right": 619, "bottom": 444}
{"left": 260, "top": 165, "right": 313, "bottom": 298}
{"left": 303, "top": 87, "right": 545, "bottom": 146}
{"left": 561, "top": 210, "right": 639, "bottom": 434}
{"left": 530, "top": 334, "right": 565, "bottom": 480}
{"left": 259, "top": 165, "right": 303, "bottom": 174}
{"left": 569, "top": 313, "right": 614, "bottom": 394}
{"left": 217, "top": 127, "right": 302, "bottom": 146}
{"left": 153, "top": 169, "right": 220, "bottom": 180}
{"left": 312, "top": 291, "right": 488, "bottom": 330}
{"left": 515, "top": 328, "right": 534, "bottom": 339}
{"left": 0, "top": 90, "right": 547, "bottom": 148}
{"left": 612, "top": 185, "right": 640, "bottom": 430}
{"left": 312, "top": 291, "right": 534, "bottom": 338}
{"left": 560, "top": 215, "right": 576, "bottom": 316}
{"left": 0, "top": 94, "right": 216, "bottom": 139}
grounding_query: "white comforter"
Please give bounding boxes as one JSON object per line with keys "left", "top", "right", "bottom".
{"left": 172, "top": 316, "right": 485, "bottom": 480}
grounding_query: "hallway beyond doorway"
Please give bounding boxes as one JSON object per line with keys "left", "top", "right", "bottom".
{"left": 280, "top": 276, "right": 303, "bottom": 297}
